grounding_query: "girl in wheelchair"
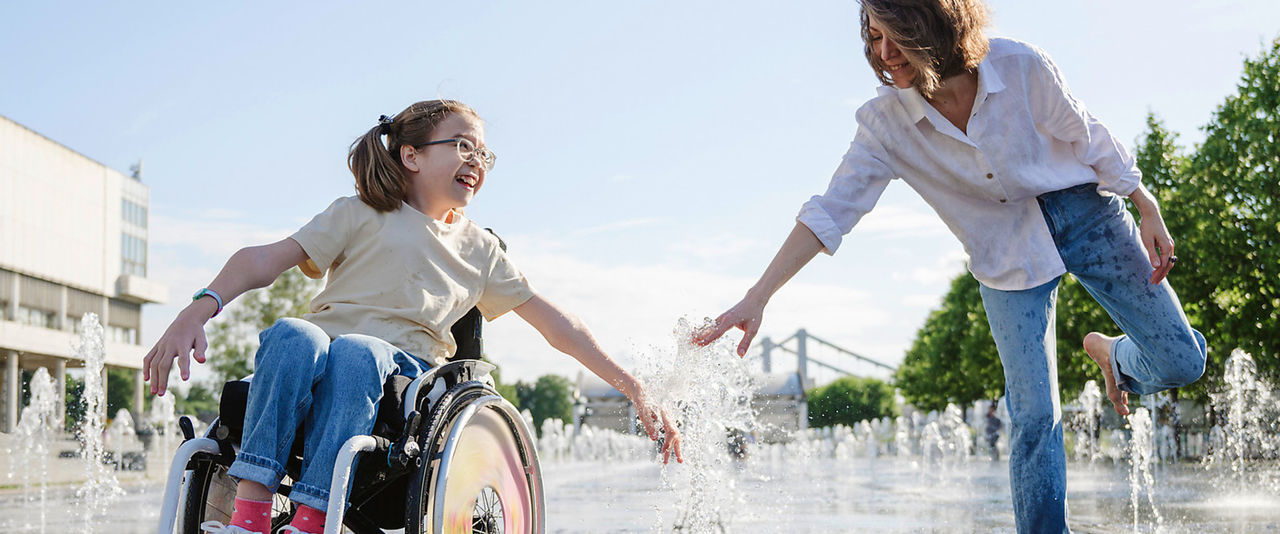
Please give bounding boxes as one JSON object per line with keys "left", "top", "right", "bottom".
{"left": 144, "top": 99, "right": 683, "bottom": 534}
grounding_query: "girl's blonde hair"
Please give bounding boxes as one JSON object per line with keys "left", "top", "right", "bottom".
{"left": 348, "top": 99, "right": 479, "bottom": 212}
{"left": 860, "top": 0, "right": 990, "bottom": 99}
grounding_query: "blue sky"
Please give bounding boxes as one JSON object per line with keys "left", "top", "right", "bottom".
{"left": 3, "top": 1, "right": 1277, "bottom": 386}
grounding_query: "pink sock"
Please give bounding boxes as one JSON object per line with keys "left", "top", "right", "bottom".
{"left": 230, "top": 497, "right": 273, "bottom": 533}
{"left": 289, "top": 504, "right": 327, "bottom": 534}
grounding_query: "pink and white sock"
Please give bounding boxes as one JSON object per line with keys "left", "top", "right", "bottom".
{"left": 229, "top": 496, "right": 273, "bottom": 533}
{"left": 288, "top": 504, "right": 327, "bottom": 534}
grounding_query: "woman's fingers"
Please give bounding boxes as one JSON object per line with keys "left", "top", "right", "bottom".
{"left": 154, "top": 350, "right": 174, "bottom": 396}
{"left": 736, "top": 318, "right": 758, "bottom": 357}
{"left": 693, "top": 312, "right": 735, "bottom": 346}
{"left": 661, "top": 410, "right": 683, "bottom": 463}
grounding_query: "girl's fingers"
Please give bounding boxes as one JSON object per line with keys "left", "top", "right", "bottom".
{"left": 177, "top": 350, "right": 191, "bottom": 381}
{"left": 194, "top": 334, "right": 208, "bottom": 364}
{"left": 142, "top": 346, "right": 157, "bottom": 382}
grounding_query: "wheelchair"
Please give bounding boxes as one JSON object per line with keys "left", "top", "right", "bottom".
{"left": 154, "top": 307, "right": 544, "bottom": 534}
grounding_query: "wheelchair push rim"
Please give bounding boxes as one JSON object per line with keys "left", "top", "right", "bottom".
{"left": 409, "top": 385, "right": 543, "bottom": 534}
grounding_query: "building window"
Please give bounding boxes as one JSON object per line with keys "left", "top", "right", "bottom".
{"left": 16, "top": 306, "right": 56, "bottom": 328}
{"left": 121, "top": 233, "right": 147, "bottom": 277}
{"left": 122, "top": 198, "right": 148, "bottom": 228}
{"left": 107, "top": 325, "right": 137, "bottom": 345}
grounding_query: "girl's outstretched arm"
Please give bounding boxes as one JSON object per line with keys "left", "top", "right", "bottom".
{"left": 143, "top": 237, "right": 309, "bottom": 396}
{"left": 514, "top": 294, "right": 684, "bottom": 464}
{"left": 692, "top": 221, "right": 824, "bottom": 355}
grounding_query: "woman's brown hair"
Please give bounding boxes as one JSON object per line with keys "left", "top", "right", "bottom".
{"left": 348, "top": 99, "right": 479, "bottom": 212}
{"left": 860, "top": 0, "right": 990, "bottom": 99}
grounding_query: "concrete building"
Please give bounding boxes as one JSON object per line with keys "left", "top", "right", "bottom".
{"left": 0, "top": 114, "right": 167, "bottom": 433}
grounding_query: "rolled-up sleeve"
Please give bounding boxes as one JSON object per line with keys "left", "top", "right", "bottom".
{"left": 797, "top": 119, "right": 895, "bottom": 255}
{"left": 1029, "top": 45, "right": 1141, "bottom": 196}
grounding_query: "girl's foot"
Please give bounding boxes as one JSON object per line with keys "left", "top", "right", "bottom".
{"left": 1084, "top": 332, "right": 1129, "bottom": 416}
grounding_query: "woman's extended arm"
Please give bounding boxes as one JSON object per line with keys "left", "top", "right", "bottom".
{"left": 143, "top": 237, "right": 309, "bottom": 396}
{"left": 513, "top": 294, "right": 683, "bottom": 463}
{"left": 692, "top": 221, "right": 825, "bottom": 356}
{"left": 1127, "top": 184, "right": 1176, "bottom": 285}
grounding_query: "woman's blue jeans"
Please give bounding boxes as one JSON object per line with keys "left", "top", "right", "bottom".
{"left": 225, "top": 318, "right": 432, "bottom": 511}
{"left": 978, "top": 184, "right": 1206, "bottom": 533}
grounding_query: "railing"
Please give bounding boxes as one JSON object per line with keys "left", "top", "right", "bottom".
{"left": 759, "top": 328, "right": 895, "bottom": 386}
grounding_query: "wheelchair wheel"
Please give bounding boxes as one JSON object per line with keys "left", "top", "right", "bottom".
{"left": 177, "top": 455, "right": 296, "bottom": 533}
{"left": 405, "top": 381, "right": 543, "bottom": 534}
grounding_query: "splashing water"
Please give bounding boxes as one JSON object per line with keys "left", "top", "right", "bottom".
{"left": 633, "top": 318, "right": 758, "bottom": 532}
{"left": 1204, "top": 349, "right": 1279, "bottom": 493}
{"left": 5, "top": 367, "right": 58, "bottom": 533}
{"left": 1126, "top": 408, "right": 1163, "bottom": 532}
{"left": 1072, "top": 380, "right": 1104, "bottom": 462}
{"left": 72, "top": 313, "right": 124, "bottom": 532}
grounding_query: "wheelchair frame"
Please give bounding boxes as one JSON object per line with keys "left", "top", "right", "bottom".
{"left": 154, "top": 359, "right": 544, "bottom": 534}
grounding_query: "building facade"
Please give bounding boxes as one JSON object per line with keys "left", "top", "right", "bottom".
{"left": 0, "top": 114, "right": 167, "bottom": 433}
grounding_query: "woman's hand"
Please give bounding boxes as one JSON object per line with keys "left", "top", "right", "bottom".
{"left": 1138, "top": 209, "right": 1175, "bottom": 285}
{"left": 630, "top": 390, "right": 683, "bottom": 464}
{"left": 691, "top": 293, "right": 767, "bottom": 357}
{"left": 142, "top": 301, "right": 214, "bottom": 397}
{"left": 1128, "top": 185, "right": 1176, "bottom": 285}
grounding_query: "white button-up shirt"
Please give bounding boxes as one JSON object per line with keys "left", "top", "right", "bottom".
{"left": 798, "top": 38, "right": 1141, "bottom": 291}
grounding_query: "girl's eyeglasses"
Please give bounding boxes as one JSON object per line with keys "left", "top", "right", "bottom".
{"left": 419, "top": 138, "right": 497, "bottom": 171}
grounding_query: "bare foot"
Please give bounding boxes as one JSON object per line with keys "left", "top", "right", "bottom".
{"left": 1084, "top": 332, "right": 1129, "bottom": 416}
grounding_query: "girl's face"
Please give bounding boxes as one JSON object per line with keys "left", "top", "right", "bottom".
{"left": 402, "top": 112, "right": 488, "bottom": 220}
{"left": 867, "top": 17, "right": 916, "bottom": 89}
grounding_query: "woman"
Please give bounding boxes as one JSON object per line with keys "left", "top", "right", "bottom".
{"left": 693, "top": 1, "right": 1206, "bottom": 531}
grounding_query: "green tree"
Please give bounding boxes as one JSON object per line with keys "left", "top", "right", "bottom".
{"left": 64, "top": 374, "right": 84, "bottom": 431}
{"left": 106, "top": 367, "right": 136, "bottom": 420}
{"left": 1171, "top": 38, "right": 1280, "bottom": 390}
{"left": 525, "top": 374, "right": 574, "bottom": 436}
{"left": 206, "top": 267, "right": 321, "bottom": 388}
{"left": 176, "top": 382, "right": 220, "bottom": 421}
{"left": 806, "top": 376, "right": 897, "bottom": 428}
{"left": 895, "top": 273, "right": 1002, "bottom": 412}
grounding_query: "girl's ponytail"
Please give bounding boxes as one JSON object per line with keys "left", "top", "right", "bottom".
{"left": 347, "top": 100, "right": 479, "bottom": 212}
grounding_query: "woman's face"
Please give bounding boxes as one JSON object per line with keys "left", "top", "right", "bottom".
{"left": 867, "top": 17, "right": 916, "bottom": 89}
{"left": 402, "top": 112, "right": 488, "bottom": 220}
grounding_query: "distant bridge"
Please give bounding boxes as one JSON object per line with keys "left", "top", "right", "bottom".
{"left": 758, "top": 329, "right": 896, "bottom": 387}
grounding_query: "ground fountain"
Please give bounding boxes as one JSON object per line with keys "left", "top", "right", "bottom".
{"left": 3, "top": 367, "right": 58, "bottom": 532}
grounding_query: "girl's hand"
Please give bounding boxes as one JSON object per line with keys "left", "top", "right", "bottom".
{"left": 1138, "top": 209, "right": 1176, "bottom": 285}
{"left": 142, "top": 304, "right": 212, "bottom": 397}
{"left": 691, "top": 294, "right": 767, "bottom": 357}
{"left": 631, "top": 391, "right": 683, "bottom": 464}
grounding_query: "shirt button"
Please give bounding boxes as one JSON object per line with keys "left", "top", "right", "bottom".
{"left": 986, "top": 173, "right": 994, "bottom": 179}
{"left": 1000, "top": 198, "right": 1007, "bottom": 203}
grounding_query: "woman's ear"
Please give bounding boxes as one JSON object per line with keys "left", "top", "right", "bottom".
{"left": 400, "top": 145, "right": 421, "bottom": 173}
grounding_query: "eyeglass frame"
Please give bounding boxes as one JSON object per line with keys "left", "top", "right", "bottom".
{"left": 417, "top": 137, "right": 497, "bottom": 171}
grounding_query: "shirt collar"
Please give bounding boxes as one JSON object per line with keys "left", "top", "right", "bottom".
{"left": 881, "top": 52, "right": 1006, "bottom": 125}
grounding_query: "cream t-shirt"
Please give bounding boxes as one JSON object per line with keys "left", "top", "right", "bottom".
{"left": 289, "top": 196, "right": 534, "bottom": 366}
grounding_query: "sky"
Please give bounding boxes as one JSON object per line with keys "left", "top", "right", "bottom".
{"left": 2, "top": 1, "right": 1277, "bottom": 387}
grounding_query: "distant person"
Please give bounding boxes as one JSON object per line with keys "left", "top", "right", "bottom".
{"left": 144, "top": 100, "right": 682, "bottom": 534}
{"left": 985, "top": 402, "right": 1003, "bottom": 460}
{"left": 692, "top": 0, "right": 1206, "bottom": 531}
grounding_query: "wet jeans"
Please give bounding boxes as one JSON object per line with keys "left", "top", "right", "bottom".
{"left": 978, "top": 184, "right": 1207, "bottom": 533}
{"left": 226, "top": 318, "right": 432, "bottom": 511}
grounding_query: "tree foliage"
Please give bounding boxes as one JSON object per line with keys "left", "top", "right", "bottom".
{"left": 806, "top": 376, "right": 897, "bottom": 428}
{"left": 205, "top": 267, "right": 321, "bottom": 388}
{"left": 894, "top": 273, "right": 1002, "bottom": 412}
{"left": 507, "top": 374, "right": 575, "bottom": 436}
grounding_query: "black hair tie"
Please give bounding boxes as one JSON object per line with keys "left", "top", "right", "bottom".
{"left": 378, "top": 114, "right": 393, "bottom": 135}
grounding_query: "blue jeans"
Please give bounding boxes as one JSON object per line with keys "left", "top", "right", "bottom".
{"left": 978, "top": 184, "right": 1206, "bottom": 533}
{"left": 226, "top": 318, "right": 432, "bottom": 511}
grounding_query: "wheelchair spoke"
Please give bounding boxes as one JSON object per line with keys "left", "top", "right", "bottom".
{"left": 472, "top": 486, "right": 504, "bottom": 533}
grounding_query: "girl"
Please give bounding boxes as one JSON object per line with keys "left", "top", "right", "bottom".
{"left": 693, "top": 1, "right": 1205, "bottom": 532}
{"left": 144, "top": 99, "right": 683, "bottom": 534}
